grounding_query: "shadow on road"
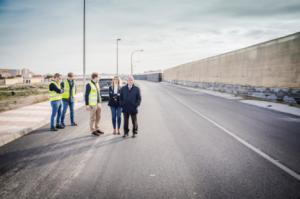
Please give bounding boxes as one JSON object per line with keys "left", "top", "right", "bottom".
{"left": 28, "top": 127, "right": 52, "bottom": 135}
{"left": 0, "top": 134, "right": 126, "bottom": 176}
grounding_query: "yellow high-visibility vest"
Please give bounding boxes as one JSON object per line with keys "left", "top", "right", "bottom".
{"left": 49, "top": 81, "right": 62, "bottom": 101}
{"left": 62, "top": 80, "right": 76, "bottom": 99}
{"left": 88, "top": 81, "right": 100, "bottom": 106}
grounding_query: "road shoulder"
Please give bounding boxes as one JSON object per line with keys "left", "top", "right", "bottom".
{"left": 162, "top": 82, "right": 300, "bottom": 117}
{"left": 0, "top": 93, "right": 84, "bottom": 147}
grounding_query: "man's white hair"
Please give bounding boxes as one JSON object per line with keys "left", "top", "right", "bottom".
{"left": 128, "top": 75, "right": 134, "bottom": 81}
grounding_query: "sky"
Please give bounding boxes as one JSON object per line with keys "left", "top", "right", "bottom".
{"left": 0, "top": 0, "right": 300, "bottom": 75}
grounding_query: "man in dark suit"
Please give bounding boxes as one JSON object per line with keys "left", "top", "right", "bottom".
{"left": 120, "top": 75, "right": 142, "bottom": 138}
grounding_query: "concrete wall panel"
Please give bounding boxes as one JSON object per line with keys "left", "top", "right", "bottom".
{"left": 163, "top": 33, "right": 300, "bottom": 104}
{"left": 164, "top": 32, "right": 300, "bottom": 88}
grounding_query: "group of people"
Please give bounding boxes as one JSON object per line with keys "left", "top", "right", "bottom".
{"left": 48, "top": 72, "right": 142, "bottom": 138}
{"left": 49, "top": 72, "right": 77, "bottom": 131}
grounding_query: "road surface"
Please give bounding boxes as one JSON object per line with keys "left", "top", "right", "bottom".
{"left": 0, "top": 81, "right": 299, "bottom": 199}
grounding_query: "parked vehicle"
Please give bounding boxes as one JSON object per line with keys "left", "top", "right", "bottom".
{"left": 99, "top": 77, "right": 112, "bottom": 100}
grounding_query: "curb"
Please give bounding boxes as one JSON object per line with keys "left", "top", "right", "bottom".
{"left": 0, "top": 93, "right": 85, "bottom": 147}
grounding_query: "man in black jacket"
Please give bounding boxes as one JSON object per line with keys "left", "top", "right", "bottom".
{"left": 120, "top": 75, "right": 141, "bottom": 138}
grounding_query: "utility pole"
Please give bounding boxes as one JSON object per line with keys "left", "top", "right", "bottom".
{"left": 116, "top": 38, "right": 121, "bottom": 75}
{"left": 83, "top": 0, "right": 86, "bottom": 93}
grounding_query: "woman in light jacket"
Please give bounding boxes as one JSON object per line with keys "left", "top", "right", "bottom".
{"left": 108, "top": 76, "right": 122, "bottom": 135}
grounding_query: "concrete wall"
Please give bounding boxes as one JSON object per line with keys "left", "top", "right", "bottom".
{"left": 134, "top": 72, "right": 162, "bottom": 82}
{"left": 0, "top": 76, "right": 44, "bottom": 86}
{"left": 163, "top": 32, "right": 300, "bottom": 104}
{"left": 0, "top": 79, "right": 5, "bottom": 86}
{"left": 31, "top": 77, "right": 44, "bottom": 84}
{"left": 2, "top": 77, "right": 24, "bottom": 86}
{"left": 24, "top": 77, "right": 44, "bottom": 84}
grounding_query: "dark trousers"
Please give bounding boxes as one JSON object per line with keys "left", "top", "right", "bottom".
{"left": 123, "top": 113, "right": 138, "bottom": 134}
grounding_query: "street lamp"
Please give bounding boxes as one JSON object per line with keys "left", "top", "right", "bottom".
{"left": 83, "top": 0, "right": 86, "bottom": 94}
{"left": 131, "top": 49, "right": 144, "bottom": 75}
{"left": 116, "top": 38, "right": 121, "bottom": 75}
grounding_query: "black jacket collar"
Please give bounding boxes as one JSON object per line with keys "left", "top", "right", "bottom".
{"left": 126, "top": 84, "right": 135, "bottom": 89}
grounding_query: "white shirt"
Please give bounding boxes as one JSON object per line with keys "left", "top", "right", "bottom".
{"left": 113, "top": 86, "right": 118, "bottom": 94}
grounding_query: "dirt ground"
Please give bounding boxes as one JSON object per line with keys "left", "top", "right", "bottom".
{"left": 0, "top": 84, "right": 48, "bottom": 112}
{"left": 0, "top": 83, "right": 84, "bottom": 112}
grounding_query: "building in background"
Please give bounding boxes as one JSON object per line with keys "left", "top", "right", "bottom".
{"left": 0, "top": 77, "right": 23, "bottom": 86}
{"left": 0, "top": 68, "right": 44, "bottom": 86}
{"left": 0, "top": 69, "right": 22, "bottom": 78}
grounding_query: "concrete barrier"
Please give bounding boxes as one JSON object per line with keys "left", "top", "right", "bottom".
{"left": 163, "top": 32, "right": 300, "bottom": 104}
{"left": 134, "top": 72, "right": 162, "bottom": 82}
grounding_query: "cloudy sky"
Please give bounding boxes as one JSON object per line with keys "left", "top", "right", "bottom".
{"left": 0, "top": 0, "right": 299, "bottom": 75}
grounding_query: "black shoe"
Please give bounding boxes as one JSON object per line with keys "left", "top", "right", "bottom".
{"left": 61, "top": 123, "right": 66, "bottom": 128}
{"left": 71, "top": 123, "right": 78, "bottom": 126}
{"left": 133, "top": 131, "right": 138, "bottom": 134}
{"left": 50, "top": 128, "right": 58, "bottom": 131}
{"left": 123, "top": 133, "right": 128, "bottom": 138}
{"left": 96, "top": 130, "right": 104, "bottom": 134}
{"left": 56, "top": 125, "right": 64, "bottom": 129}
{"left": 92, "top": 131, "right": 100, "bottom": 136}
{"left": 132, "top": 134, "right": 136, "bottom": 138}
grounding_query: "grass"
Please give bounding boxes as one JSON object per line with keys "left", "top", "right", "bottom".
{"left": 0, "top": 83, "right": 47, "bottom": 96}
{"left": 0, "top": 83, "right": 48, "bottom": 112}
{"left": 0, "top": 82, "right": 85, "bottom": 112}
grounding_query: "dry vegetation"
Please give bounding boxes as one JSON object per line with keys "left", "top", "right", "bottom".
{"left": 0, "top": 82, "right": 85, "bottom": 112}
{"left": 0, "top": 83, "right": 49, "bottom": 112}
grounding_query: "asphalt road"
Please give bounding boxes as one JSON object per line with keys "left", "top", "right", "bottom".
{"left": 0, "top": 81, "right": 299, "bottom": 199}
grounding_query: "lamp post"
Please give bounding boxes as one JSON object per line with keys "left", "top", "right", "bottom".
{"left": 130, "top": 49, "right": 144, "bottom": 75}
{"left": 116, "top": 38, "right": 121, "bottom": 75}
{"left": 83, "top": 0, "right": 86, "bottom": 93}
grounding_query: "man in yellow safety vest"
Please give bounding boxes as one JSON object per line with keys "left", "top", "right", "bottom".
{"left": 61, "top": 72, "right": 77, "bottom": 127}
{"left": 85, "top": 72, "right": 104, "bottom": 136}
{"left": 49, "top": 73, "right": 64, "bottom": 131}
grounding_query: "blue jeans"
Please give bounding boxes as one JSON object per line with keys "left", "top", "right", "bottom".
{"left": 61, "top": 100, "right": 75, "bottom": 125}
{"left": 50, "top": 100, "right": 62, "bottom": 128}
{"left": 110, "top": 106, "right": 122, "bottom": 129}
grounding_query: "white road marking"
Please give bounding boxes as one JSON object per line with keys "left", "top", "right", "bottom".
{"left": 165, "top": 89, "right": 300, "bottom": 181}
